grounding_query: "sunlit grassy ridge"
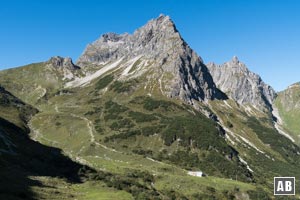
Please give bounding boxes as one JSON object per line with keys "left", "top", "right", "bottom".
{"left": 274, "top": 85, "right": 300, "bottom": 144}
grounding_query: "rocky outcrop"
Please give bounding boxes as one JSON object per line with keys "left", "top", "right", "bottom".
{"left": 207, "top": 56, "right": 276, "bottom": 111}
{"left": 46, "top": 56, "right": 81, "bottom": 81}
{"left": 77, "top": 14, "right": 225, "bottom": 103}
{"left": 47, "top": 56, "right": 80, "bottom": 70}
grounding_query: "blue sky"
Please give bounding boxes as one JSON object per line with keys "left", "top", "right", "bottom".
{"left": 0, "top": 0, "right": 299, "bottom": 91}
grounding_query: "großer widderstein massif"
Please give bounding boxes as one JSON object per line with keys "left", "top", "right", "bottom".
{"left": 1, "top": 14, "right": 300, "bottom": 199}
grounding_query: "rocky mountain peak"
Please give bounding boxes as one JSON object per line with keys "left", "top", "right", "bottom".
{"left": 225, "top": 56, "right": 249, "bottom": 72}
{"left": 231, "top": 56, "right": 239, "bottom": 64}
{"left": 47, "top": 56, "right": 80, "bottom": 70}
{"left": 140, "top": 14, "right": 176, "bottom": 33}
{"left": 75, "top": 14, "right": 225, "bottom": 103}
{"left": 76, "top": 14, "right": 184, "bottom": 66}
{"left": 207, "top": 57, "right": 276, "bottom": 111}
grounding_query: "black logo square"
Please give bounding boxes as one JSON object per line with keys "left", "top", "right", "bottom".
{"left": 274, "top": 177, "right": 295, "bottom": 195}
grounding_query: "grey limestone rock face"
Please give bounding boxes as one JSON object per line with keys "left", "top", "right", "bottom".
{"left": 48, "top": 56, "right": 80, "bottom": 70}
{"left": 46, "top": 56, "right": 81, "bottom": 81}
{"left": 207, "top": 56, "right": 276, "bottom": 111}
{"left": 77, "top": 14, "right": 225, "bottom": 103}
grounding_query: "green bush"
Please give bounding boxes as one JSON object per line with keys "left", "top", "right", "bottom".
{"left": 109, "top": 118, "right": 135, "bottom": 130}
{"left": 89, "top": 169, "right": 160, "bottom": 199}
{"left": 247, "top": 188, "right": 270, "bottom": 200}
{"left": 104, "top": 101, "right": 128, "bottom": 120}
{"left": 110, "top": 79, "right": 139, "bottom": 93}
{"left": 105, "top": 101, "right": 128, "bottom": 114}
{"left": 104, "top": 130, "right": 141, "bottom": 142}
{"left": 95, "top": 125, "right": 104, "bottom": 134}
{"left": 226, "top": 120, "right": 233, "bottom": 128}
{"left": 95, "top": 75, "right": 114, "bottom": 90}
{"left": 128, "top": 111, "right": 157, "bottom": 122}
{"left": 246, "top": 116, "right": 300, "bottom": 163}
{"left": 132, "top": 149, "right": 153, "bottom": 157}
{"left": 161, "top": 115, "right": 228, "bottom": 151}
{"left": 141, "top": 126, "right": 164, "bottom": 136}
{"left": 143, "top": 97, "right": 181, "bottom": 111}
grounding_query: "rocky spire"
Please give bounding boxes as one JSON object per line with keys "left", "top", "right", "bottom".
{"left": 207, "top": 57, "right": 276, "bottom": 111}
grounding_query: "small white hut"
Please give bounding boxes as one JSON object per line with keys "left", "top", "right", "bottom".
{"left": 188, "top": 171, "right": 204, "bottom": 177}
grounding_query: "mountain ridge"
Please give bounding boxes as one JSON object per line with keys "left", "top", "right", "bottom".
{"left": 74, "top": 14, "right": 226, "bottom": 104}
{"left": 274, "top": 81, "right": 300, "bottom": 144}
{"left": 1, "top": 14, "right": 300, "bottom": 199}
{"left": 207, "top": 56, "right": 276, "bottom": 112}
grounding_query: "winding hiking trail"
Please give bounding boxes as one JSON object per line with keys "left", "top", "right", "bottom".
{"left": 56, "top": 104, "right": 123, "bottom": 154}
{"left": 70, "top": 113, "right": 95, "bottom": 143}
{"left": 28, "top": 103, "right": 178, "bottom": 170}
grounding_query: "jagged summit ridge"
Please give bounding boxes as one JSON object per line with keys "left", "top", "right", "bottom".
{"left": 77, "top": 14, "right": 182, "bottom": 65}
{"left": 207, "top": 57, "right": 276, "bottom": 111}
{"left": 75, "top": 14, "right": 225, "bottom": 103}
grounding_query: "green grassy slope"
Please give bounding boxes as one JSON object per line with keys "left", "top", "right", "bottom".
{"left": 0, "top": 86, "right": 138, "bottom": 200}
{"left": 0, "top": 86, "right": 87, "bottom": 199}
{"left": 27, "top": 79, "right": 258, "bottom": 199}
{"left": 274, "top": 83, "right": 300, "bottom": 143}
{"left": 209, "top": 99, "right": 300, "bottom": 197}
{"left": 0, "top": 61, "right": 83, "bottom": 106}
{"left": 2, "top": 61, "right": 299, "bottom": 199}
